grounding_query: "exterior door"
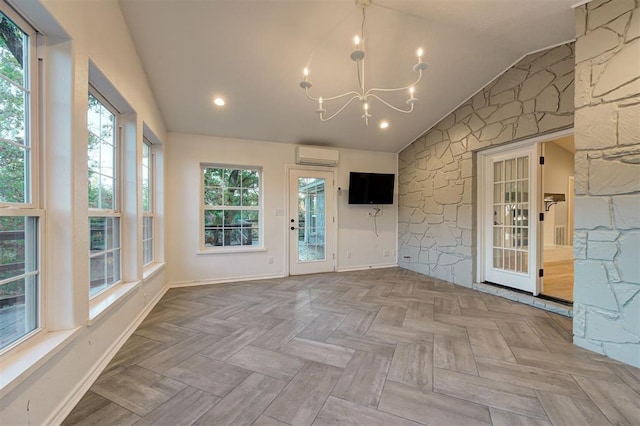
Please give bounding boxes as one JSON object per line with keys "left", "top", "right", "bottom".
{"left": 483, "top": 145, "right": 539, "bottom": 294}
{"left": 289, "top": 169, "right": 335, "bottom": 275}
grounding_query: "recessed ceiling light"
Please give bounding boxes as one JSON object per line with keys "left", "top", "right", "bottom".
{"left": 379, "top": 121, "right": 389, "bottom": 129}
{"left": 213, "top": 97, "right": 225, "bottom": 106}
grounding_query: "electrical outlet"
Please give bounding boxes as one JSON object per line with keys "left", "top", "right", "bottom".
{"left": 368, "top": 207, "right": 382, "bottom": 217}
{"left": 347, "top": 251, "right": 352, "bottom": 259}
{"left": 383, "top": 250, "right": 390, "bottom": 257}
{"left": 143, "top": 293, "right": 147, "bottom": 305}
{"left": 267, "top": 256, "right": 274, "bottom": 264}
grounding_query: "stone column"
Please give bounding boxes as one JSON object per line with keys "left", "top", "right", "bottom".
{"left": 573, "top": 0, "right": 640, "bottom": 367}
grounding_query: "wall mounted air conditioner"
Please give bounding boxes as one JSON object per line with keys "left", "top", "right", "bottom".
{"left": 295, "top": 146, "right": 339, "bottom": 167}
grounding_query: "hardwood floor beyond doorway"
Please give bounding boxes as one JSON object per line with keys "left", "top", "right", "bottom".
{"left": 542, "top": 259, "right": 574, "bottom": 302}
{"left": 63, "top": 268, "right": 639, "bottom": 426}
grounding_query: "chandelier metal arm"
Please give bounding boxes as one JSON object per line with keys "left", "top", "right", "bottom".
{"left": 299, "top": 0, "right": 426, "bottom": 124}
{"left": 364, "top": 70, "right": 423, "bottom": 96}
{"left": 356, "top": 59, "right": 364, "bottom": 93}
{"left": 304, "top": 87, "right": 361, "bottom": 103}
{"left": 368, "top": 93, "right": 415, "bottom": 114}
{"left": 319, "top": 95, "right": 361, "bottom": 121}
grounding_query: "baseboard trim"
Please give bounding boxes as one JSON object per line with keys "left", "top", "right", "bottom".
{"left": 336, "top": 263, "right": 398, "bottom": 273}
{"left": 46, "top": 286, "right": 169, "bottom": 425}
{"left": 168, "top": 272, "right": 288, "bottom": 288}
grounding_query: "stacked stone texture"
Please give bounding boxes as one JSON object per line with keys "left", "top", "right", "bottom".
{"left": 573, "top": 0, "right": 640, "bottom": 367}
{"left": 398, "top": 43, "right": 575, "bottom": 287}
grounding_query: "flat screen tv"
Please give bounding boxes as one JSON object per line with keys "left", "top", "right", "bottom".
{"left": 348, "top": 172, "right": 395, "bottom": 205}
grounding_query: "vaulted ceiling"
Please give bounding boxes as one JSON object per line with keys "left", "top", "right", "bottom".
{"left": 119, "top": 0, "right": 577, "bottom": 152}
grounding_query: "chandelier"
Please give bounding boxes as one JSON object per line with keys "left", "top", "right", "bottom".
{"left": 299, "top": 0, "right": 427, "bottom": 126}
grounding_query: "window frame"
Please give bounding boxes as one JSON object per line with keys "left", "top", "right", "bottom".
{"left": 142, "top": 137, "right": 154, "bottom": 266}
{"left": 0, "top": 4, "right": 43, "bottom": 354}
{"left": 0, "top": 6, "right": 39, "bottom": 209}
{"left": 200, "top": 164, "right": 263, "bottom": 253}
{"left": 87, "top": 86, "right": 122, "bottom": 298}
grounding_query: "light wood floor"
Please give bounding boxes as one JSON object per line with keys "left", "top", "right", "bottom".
{"left": 542, "top": 260, "right": 574, "bottom": 302}
{"left": 63, "top": 268, "right": 640, "bottom": 426}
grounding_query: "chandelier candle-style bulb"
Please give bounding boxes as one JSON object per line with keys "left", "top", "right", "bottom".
{"left": 351, "top": 34, "right": 365, "bottom": 62}
{"left": 362, "top": 101, "right": 372, "bottom": 125}
{"left": 407, "top": 87, "right": 418, "bottom": 105}
{"left": 316, "top": 97, "right": 326, "bottom": 115}
{"left": 300, "top": 68, "right": 312, "bottom": 89}
{"left": 299, "top": 0, "right": 427, "bottom": 124}
{"left": 414, "top": 48, "right": 428, "bottom": 72}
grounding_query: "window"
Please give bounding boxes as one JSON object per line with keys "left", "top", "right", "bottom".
{"left": 88, "top": 90, "right": 121, "bottom": 297}
{"left": 0, "top": 9, "right": 40, "bottom": 351}
{"left": 202, "top": 166, "right": 261, "bottom": 248}
{"left": 142, "top": 138, "right": 153, "bottom": 265}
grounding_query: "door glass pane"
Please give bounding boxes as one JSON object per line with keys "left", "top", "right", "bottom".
{"left": 298, "top": 177, "right": 326, "bottom": 262}
{"left": 493, "top": 183, "right": 502, "bottom": 204}
{"left": 493, "top": 161, "right": 503, "bottom": 182}
{"left": 492, "top": 155, "right": 530, "bottom": 275}
{"left": 493, "top": 248, "right": 503, "bottom": 269}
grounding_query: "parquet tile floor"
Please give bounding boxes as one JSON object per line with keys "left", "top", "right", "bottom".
{"left": 63, "top": 268, "right": 640, "bottom": 426}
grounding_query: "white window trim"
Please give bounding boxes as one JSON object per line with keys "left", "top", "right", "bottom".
{"left": 199, "top": 163, "right": 264, "bottom": 253}
{"left": 0, "top": 4, "right": 39, "bottom": 209}
{"left": 88, "top": 279, "right": 139, "bottom": 324}
{"left": 87, "top": 216, "right": 123, "bottom": 299}
{"left": 142, "top": 138, "right": 154, "bottom": 267}
{"left": 142, "top": 216, "right": 154, "bottom": 266}
{"left": 87, "top": 87, "right": 123, "bottom": 299}
{"left": 0, "top": 326, "right": 81, "bottom": 398}
{"left": 0, "top": 4, "right": 43, "bottom": 357}
{"left": 87, "top": 87, "right": 120, "bottom": 211}
{"left": 0, "top": 209, "right": 44, "bottom": 356}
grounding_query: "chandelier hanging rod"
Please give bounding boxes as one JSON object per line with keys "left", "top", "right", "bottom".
{"left": 299, "top": 0, "right": 427, "bottom": 125}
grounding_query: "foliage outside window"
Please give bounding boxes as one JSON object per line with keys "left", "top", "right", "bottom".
{"left": 88, "top": 91, "right": 121, "bottom": 297}
{"left": 0, "top": 10, "right": 39, "bottom": 351}
{"left": 202, "top": 166, "right": 261, "bottom": 248}
{"left": 142, "top": 139, "right": 153, "bottom": 265}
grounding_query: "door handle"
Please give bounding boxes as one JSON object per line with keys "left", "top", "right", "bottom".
{"left": 290, "top": 226, "right": 298, "bottom": 230}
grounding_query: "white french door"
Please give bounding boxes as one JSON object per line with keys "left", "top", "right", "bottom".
{"left": 482, "top": 144, "right": 540, "bottom": 294}
{"left": 288, "top": 169, "right": 336, "bottom": 275}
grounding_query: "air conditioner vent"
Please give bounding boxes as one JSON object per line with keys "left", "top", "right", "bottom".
{"left": 295, "top": 146, "right": 339, "bottom": 167}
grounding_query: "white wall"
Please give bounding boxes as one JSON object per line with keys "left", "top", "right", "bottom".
{"left": 0, "top": 1, "right": 168, "bottom": 424}
{"left": 336, "top": 150, "right": 398, "bottom": 271}
{"left": 166, "top": 133, "right": 398, "bottom": 284}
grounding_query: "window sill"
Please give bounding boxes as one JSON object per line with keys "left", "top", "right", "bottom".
{"left": 88, "top": 280, "right": 140, "bottom": 326}
{"left": 143, "top": 261, "right": 166, "bottom": 281}
{"left": 197, "top": 247, "right": 267, "bottom": 255}
{"left": 0, "top": 327, "right": 82, "bottom": 398}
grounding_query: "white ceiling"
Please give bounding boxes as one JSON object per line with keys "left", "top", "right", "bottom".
{"left": 119, "top": 0, "right": 577, "bottom": 153}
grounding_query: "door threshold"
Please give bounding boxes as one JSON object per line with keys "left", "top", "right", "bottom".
{"left": 473, "top": 282, "right": 572, "bottom": 317}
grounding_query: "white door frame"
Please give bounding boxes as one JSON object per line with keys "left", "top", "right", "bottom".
{"left": 476, "top": 128, "right": 573, "bottom": 294}
{"left": 285, "top": 165, "right": 338, "bottom": 276}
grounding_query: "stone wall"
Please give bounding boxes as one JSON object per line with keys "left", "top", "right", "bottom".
{"left": 573, "top": 0, "right": 640, "bottom": 367}
{"left": 398, "top": 43, "right": 575, "bottom": 286}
